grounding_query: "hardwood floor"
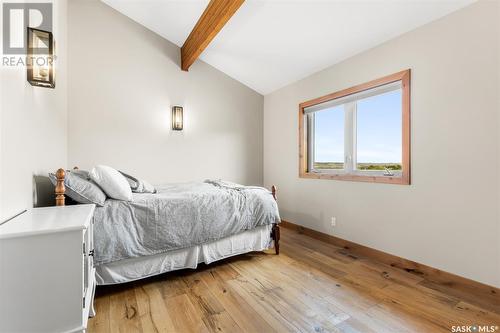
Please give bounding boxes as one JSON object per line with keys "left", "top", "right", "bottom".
{"left": 88, "top": 227, "right": 500, "bottom": 333}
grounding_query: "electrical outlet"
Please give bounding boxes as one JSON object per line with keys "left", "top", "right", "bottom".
{"left": 330, "top": 216, "right": 337, "bottom": 228}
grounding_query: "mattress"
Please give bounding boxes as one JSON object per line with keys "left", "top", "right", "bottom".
{"left": 95, "top": 224, "right": 274, "bottom": 285}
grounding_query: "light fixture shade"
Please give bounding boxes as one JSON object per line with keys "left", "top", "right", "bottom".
{"left": 27, "top": 27, "right": 55, "bottom": 88}
{"left": 172, "top": 106, "right": 183, "bottom": 130}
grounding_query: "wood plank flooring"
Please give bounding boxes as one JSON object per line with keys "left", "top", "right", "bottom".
{"left": 88, "top": 227, "right": 500, "bottom": 333}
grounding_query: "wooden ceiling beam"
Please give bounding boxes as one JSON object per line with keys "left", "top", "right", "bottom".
{"left": 181, "top": 0, "right": 244, "bottom": 71}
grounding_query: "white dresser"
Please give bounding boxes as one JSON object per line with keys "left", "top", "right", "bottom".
{"left": 0, "top": 204, "right": 96, "bottom": 333}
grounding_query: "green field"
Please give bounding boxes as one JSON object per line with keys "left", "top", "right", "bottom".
{"left": 314, "top": 162, "right": 402, "bottom": 171}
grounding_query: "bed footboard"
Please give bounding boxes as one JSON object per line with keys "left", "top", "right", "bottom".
{"left": 271, "top": 185, "right": 280, "bottom": 255}
{"left": 272, "top": 224, "right": 280, "bottom": 255}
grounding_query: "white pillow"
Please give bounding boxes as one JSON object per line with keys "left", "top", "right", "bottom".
{"left": 89, "top": 165, "right": 132, "bottom": 201}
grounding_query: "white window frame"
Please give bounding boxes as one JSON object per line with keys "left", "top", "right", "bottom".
{"left": 306, "top": 81, "right": 403, "bottom": 178}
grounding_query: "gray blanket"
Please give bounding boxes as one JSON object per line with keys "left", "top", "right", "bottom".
{"left": 93, "top": 180, "right": 280, "bottom": 265}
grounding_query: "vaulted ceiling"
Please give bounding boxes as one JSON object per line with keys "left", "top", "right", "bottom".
{"left": 102, "top": 0, "right": 474, "bottom": 95}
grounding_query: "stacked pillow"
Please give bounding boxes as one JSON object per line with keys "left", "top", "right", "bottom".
{"left": 119, "top": 171, "right": 156, "bottom": 194}
{"left": 49, "top": 170, "right": 107, "bottom": 206}
{"left": 50, "top": 165, "right": 156, "bottom": 206}
{"left": 89, "top": 165, "right": 133, "bottom": 201}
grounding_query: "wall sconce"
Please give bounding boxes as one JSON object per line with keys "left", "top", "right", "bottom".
{"left": 27, "top": 27, "right": 55, "bottom": 88}
{"left": 172, "top": 106, "right": 183, "bottom": 131}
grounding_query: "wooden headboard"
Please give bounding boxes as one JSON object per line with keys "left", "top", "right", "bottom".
{"left": 55, "top": 168, "right": 66, "bottom": 206}
{"left": 54, "top": 167, "right": 80, "bottom": 206}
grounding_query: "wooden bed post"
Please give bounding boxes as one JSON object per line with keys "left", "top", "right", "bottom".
{"left": 271, "top": 185, "right": 280, "bottom": 255}
{"left": 55, "top": 168, "right": 66, "bottom": 206}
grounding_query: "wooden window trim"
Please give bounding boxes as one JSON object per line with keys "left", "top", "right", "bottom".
{"left": 299, "top": 69, "right": 411, "bottom": 185}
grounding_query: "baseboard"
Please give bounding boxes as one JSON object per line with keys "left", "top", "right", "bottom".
{"left": 280, "top": 220, "right": 500, "bottom": 314}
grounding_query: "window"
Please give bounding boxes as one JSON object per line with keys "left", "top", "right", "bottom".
{"left": 299, "top": 70, "right": 410, "bottom": 184}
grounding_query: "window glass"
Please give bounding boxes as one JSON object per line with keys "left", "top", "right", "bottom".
{"left": 313, "top": 105, "right": 344, "bottom": 170}
{"left": 356, "top": 89, "right": 402, "bottom": 171}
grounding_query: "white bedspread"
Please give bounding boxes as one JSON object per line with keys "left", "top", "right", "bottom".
{"left": 93, "top": 181, "right": 280, "bottom": 266}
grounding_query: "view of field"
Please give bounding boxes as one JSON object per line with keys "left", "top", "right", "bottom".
{"left": 314, "top": 162, "right": 402, "bottom": 170}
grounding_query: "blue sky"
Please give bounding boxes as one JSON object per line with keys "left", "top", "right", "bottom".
{"left": 314, "top": 89, "right": 402, "bottom": 164}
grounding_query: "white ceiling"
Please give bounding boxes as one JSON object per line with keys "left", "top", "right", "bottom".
{"left": 102, "top": 0, "right": 474, "bottom": 95}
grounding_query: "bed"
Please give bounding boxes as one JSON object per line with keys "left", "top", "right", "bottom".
{"left": 53, "top": 168, "right": 281, "bottom": 285}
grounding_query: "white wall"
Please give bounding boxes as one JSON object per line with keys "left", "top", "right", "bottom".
{"left": 0, "top": 0, "right": 68, "bottom": 220}
{"left": 264, "top": 1, "right": 500, "bottom": 287}
{"left": 67, "top": 0, "right": 263, "bottom": 186}
{"left": 497, "top": 0, "right": 500, "bottom": 287}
